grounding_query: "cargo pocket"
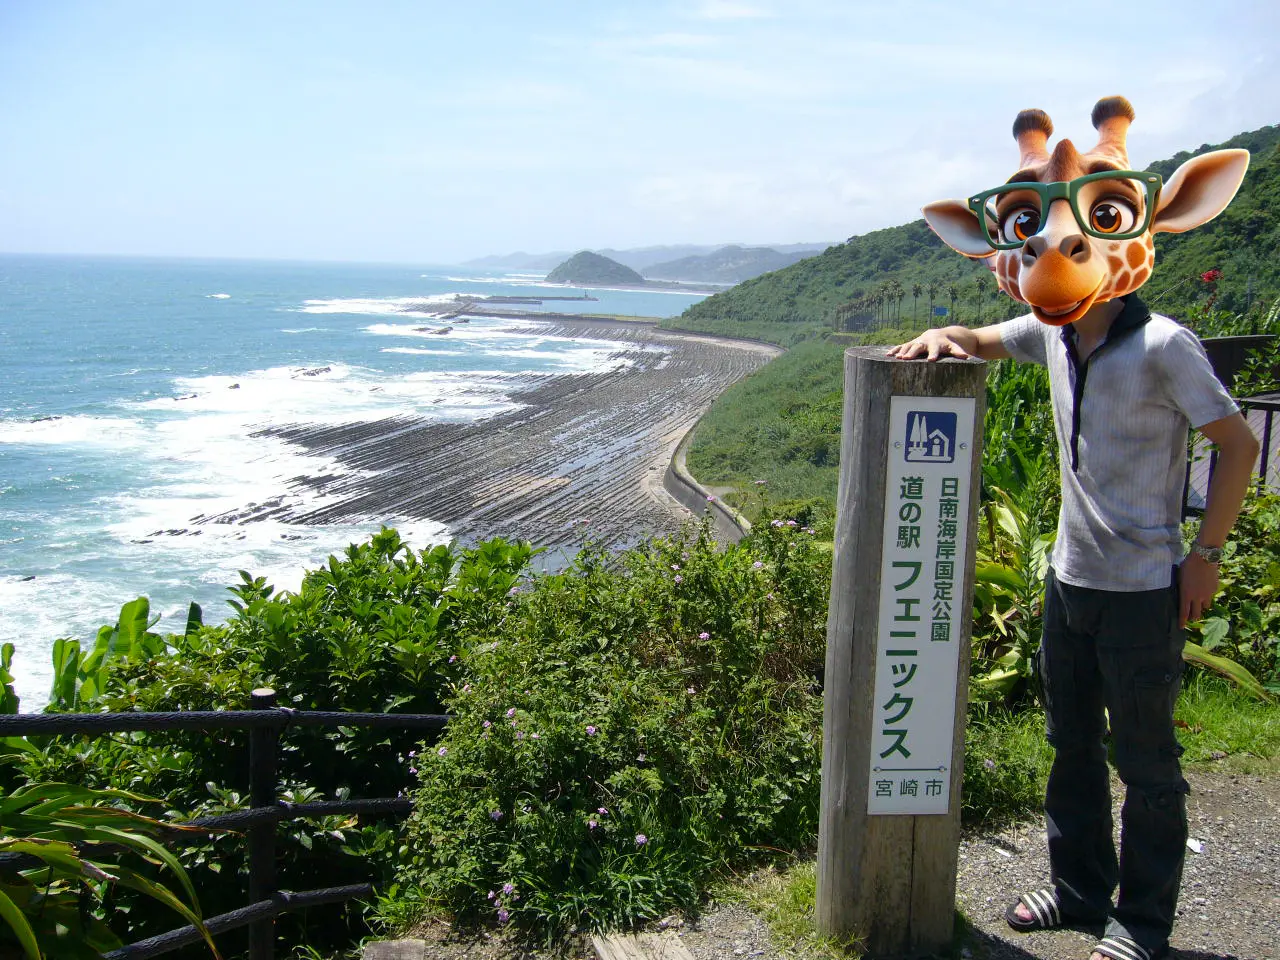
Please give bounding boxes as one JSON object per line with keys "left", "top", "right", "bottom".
{"left": 1131, "top": 659, "right": 1183, "bottom": 731}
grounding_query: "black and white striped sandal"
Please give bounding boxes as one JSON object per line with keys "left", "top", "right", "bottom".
{"left": 1004, "top": 887, "right": 1064, "bottom": 931}
{"left": 1092, "top": 935, "right": 1168, "bottom": 960}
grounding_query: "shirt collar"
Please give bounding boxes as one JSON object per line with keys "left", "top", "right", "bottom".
{"left": 1060, "top": 294, "right": 1151, "bottom": 348}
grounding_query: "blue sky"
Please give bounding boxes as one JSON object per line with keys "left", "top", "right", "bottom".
{"left": 1, "top": 0, "right": 1276, "bottom": 264}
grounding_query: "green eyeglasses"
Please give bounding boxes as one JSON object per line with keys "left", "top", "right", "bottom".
{"left": 967, "top": 170, "right": 1162, "bottom": 250}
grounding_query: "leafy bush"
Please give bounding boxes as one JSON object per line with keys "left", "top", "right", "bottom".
{"left": 6, "top": 529, "right": 532, "bottom": 952}
{"left": 393, "top": 520, "right": 830, "bottom": 941}
{"left": 1188, "top": 491, "right": 1280, "bottom": 694}
{"left": 0, "top": 783, "right": 216, "bottom": 960}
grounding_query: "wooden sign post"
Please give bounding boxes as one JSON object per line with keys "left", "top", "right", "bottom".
{"left": 816, "top": 348, "right": 986, "bottom": 955}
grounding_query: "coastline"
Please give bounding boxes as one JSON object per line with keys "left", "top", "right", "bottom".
{"left": 209, "top": 318, "right": 780, "bottom": 554}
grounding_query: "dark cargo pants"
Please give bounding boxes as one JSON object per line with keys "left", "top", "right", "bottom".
{"left": 1037, "top": 567, "right": 1187, "bottom": 954}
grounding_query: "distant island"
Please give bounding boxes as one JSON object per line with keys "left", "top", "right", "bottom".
{"left": 546, "top": 251, "right": 646, "bottom": 286}
{"left": 644, "top": 244, "right": 818, "bottom": 284}
{"left": 463, "top": 241, "right": 833, "bottom": 283}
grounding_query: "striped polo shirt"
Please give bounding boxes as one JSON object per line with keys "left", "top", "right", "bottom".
{"left": 998, "top": 295, "right": 1239, "bottom": 592}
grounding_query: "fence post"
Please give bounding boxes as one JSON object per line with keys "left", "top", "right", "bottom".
{"left": 816, "top": 348, "right": 986, "bottom": 955}
{"left": 248, "top": 687, "right": 279, "bottom": 960}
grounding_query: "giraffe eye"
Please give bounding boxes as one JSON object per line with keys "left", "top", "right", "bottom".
{"left": 1089, "top": 199, "right": 1137, "bottom": 235}
{"left": 1000, "top": 208, "right": 1040, "bottom": 243}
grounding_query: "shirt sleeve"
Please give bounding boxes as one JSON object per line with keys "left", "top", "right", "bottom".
{"left": 1160, "top": 326, "right": 1241, "bottom": 428}
{"left": 997, "top": 315, "right": 1048, "bottom": 366}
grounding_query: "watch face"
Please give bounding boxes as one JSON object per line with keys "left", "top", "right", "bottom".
{"left": 1195, "top": 544, "right": 1223, "bottom": 563}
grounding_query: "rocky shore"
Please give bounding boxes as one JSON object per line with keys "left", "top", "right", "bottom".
{"left": 201, "top": 318, "right": 780, "bottom": 552}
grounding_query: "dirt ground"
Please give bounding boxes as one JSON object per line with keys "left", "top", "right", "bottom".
{"left": 365, "top": 766, "right": 1280, "bottom": 960}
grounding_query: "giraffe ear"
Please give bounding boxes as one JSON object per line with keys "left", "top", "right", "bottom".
{"left": 1152, "top": 149, "right": 1250, "bottom": 234}
{"left": 922, "top": 200, "right": 996, "bottom": 258}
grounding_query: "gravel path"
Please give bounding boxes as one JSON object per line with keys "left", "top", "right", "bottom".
{"left": 368, "top": 766, "right": 1279, "bottom": 960}
{"left": 957, "top": 766, "right": 1280, "bottom": 960}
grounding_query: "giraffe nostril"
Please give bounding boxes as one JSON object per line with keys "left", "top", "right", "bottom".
{"left": 1061, "top": 234, "right": 1090, "bottom": 262}
{"left": 1022, "top": 235, "right": 1046, "bottom": 266}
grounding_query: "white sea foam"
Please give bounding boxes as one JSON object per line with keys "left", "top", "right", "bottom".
{"left": 299, "top": 295, "right": 456, "bottom": 317}
{"left": 207, "top": 293, "right": 231, "bottom": 299}
{"left": 281, "top": 327, "right": 326, "bottom": 334}
{"left": 0, "top": 415, "right": 152, "bottom": 449}
{"left": 381, "top": 347, "right": 464, "bottom": 356}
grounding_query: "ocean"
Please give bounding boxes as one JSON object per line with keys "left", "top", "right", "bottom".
{"left": 0, "top": 254, "right": 709, "bottom": 710}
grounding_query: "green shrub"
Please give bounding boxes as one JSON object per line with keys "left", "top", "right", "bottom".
{"left": 1187, "top": 491, "right": 1280, "bottom": 693}
{"left": 394, "top": 520, "right": 830, "bottom": 940}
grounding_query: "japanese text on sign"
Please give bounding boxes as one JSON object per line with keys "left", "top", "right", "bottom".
{"left": 868, "top": 397, "right": 975, "bottom": 815}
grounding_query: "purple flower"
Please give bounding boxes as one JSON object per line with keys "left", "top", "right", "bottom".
{"left": 637, "top": 752, "right": 646, "bottom": 762}
{"left": 687, "top": 686, "right": 696, "bottom": 695}
{"left": 698, "top": 631, "right": 710, "bottom": 640}
{"left": 490, "top": 809, "right": 504, "bottom": 821}
{"left": 766, "top": 592, "right": 775, "bottom": 601}
{"left": 673, "top": 574, "right": 683, "bottom": 584}
{"left": 787, "top": 519, "right": 797, "bottom": 527}
{"left": 437, "top": 747, "right": 448, "bottom": 757}
{"left": 531, "top": 732, "right": 540, "bottom": 739}
{"left": 497, "top": 908, "right": 510, "bottom": 923}
{"left": 588, "top": 819, "right": 598, "bottom": 830}
{"left": 506, "top": 708, "right": 516, "bottom": 718}
{"left": 483, "top": 720, "right": 492, "bottom": 729}
{"left": 408, "top": 766, "right": 418, "bottom": 775}
{"left": 502, "top": 882, "right": 514, "bottom": 895}
{"left": 635, "top": 834, "right": 648, "bottom": 846}
{"left": 771, "top": 519, "right": 784, "bottom": 528}
{"left": 586, "top": 725, "right": 598, "bottom": 736}
{"left": 753, "top": 561, "right": 764, "bottom": 570}
{"left": 706, "top": 495, "right": 716, "bottom": 502}
{"left": 509, "top": 586, "right": 520, "bottom": 595}
{"left": 516, "top": 730, "right": 525, "bottom": 739}
{"left": 408, "top": 750, "right": 416, "bottom": 758}
{"left": 598, "top": 807, "right": 609, "bottom": 816}
{"left": 984, "top": 758, "right": 996, "bottom": 771}
{"left": 462, "top": 683, "right": 471, "bottom": 693}
{"left": 488, "top": 890, "right": 496, "bottom": 900}
{"left": 671, "top": 563, "right": 680, "bottom": 571}
{"left": 448, "top": 654, "right": 457, "bottom": 663}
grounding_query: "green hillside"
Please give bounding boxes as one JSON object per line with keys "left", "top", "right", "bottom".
{"left": 665, "top": 123, "right": 1280, "bottom": 344}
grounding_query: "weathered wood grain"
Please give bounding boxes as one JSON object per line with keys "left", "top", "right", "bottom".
{"left": 591, "top": 931, "right": 696, "bottom": 960}
{"left": 817, "top": 347, "right": 986, "bottom": 955}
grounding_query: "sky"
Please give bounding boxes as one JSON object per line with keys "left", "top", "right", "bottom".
{"left": 1, "top": 0, "right": 1277, "bottom": 265}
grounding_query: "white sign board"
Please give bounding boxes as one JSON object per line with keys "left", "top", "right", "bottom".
{"left": 867, "top": 395, "right": 975, "bottom": 815}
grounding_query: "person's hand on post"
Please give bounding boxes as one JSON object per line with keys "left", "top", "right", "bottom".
{"left": 887, "top": 328, "right": 973, "bottom": 362}
{"left": 1177, "top": 553, "right": 1220, "bottom": 628}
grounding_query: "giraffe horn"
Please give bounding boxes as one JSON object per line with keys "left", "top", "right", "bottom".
{"left": 1091, "top": 96, "right": 1135, "bottom": 165}
{"left": 1013, "top": 109, "right": 1053, "bottom": 167}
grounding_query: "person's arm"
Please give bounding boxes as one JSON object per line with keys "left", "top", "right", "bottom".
{"left": 1179, "top": 411, "right": 1260, "bottom": 627}
{"left": 888, "top": 324, "right": 1012, "bottom": 362}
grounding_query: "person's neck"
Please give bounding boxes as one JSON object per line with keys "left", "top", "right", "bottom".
{"left": 1070, "top": 297, "right": 1124, "bottom": 352}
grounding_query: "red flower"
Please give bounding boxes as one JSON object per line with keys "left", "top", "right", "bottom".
{"left": 1200, "top": 269, "right": 1222, "bottom": 283}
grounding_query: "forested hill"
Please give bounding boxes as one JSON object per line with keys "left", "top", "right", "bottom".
{"left": 665, "top": 122, "right": 1280, "bottom": 345}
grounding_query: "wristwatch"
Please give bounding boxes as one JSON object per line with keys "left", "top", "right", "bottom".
{"left": 1190, "top": 541, "right": 1223, "bottom": 564}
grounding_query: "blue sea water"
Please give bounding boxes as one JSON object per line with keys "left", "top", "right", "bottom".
{"left": 0, "top": 254, "right": 708, "bottom": 709}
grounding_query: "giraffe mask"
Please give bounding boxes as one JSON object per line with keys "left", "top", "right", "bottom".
{"left": 921, "top": 97, "right": 1250, "bottom": 326}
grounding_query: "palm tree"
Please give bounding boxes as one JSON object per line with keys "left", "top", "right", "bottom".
{"left": 912, "top": 282, "right": 923, "bottom": 323}
{"left": 972, "top": 276, "right": 987, "bottom": 324}
{"left": 947, "top": 283, "right": 960, "bottom": 324}
{"left": 927, "top": 280, "right": 940, "bottom": 321}
{"left": 893, "top": 282, "right": 907, "bottom": 322}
